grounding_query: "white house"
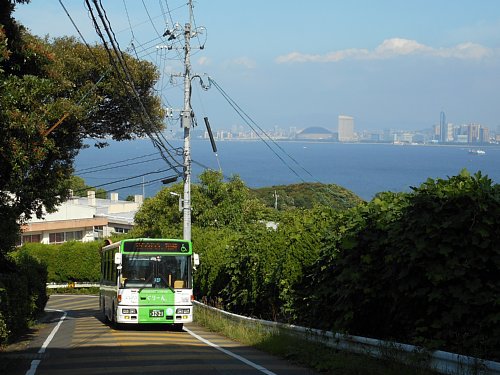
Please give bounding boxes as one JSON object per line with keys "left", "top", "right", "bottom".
{"left": 19, "top": 191, "right": 143, "bottom": 245}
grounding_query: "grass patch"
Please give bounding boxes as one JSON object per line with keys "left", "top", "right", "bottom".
{"left": 46, "top": 287, "right": 99, "bottom": 295}
{"left": 194, "top": 304, "right": 438, "bottom": 375}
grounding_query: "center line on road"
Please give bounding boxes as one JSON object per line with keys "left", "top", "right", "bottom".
{"left": 184, "top": 327, "right": 277, "bottom": 375}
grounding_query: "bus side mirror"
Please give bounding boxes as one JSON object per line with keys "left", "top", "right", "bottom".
{"left": 193, "top": 253, "right": 200, "bottom": 267}
{"left": 114, "top": 253, "right": 122, "bottom": 265}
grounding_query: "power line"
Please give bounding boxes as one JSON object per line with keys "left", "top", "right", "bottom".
{"left": 208, "top": 77, "right": 306, "bottom": 183}
{"left": 207, "top": 78, "right": 342, "bottom": 204}
{"left": 73, "top": 167, "right": 176, "bottom": 194}
{"left": 75, "top": 151, "right": 160, "bottom": 173}
{"left": 76, "top": 176, "right": 169, "bottom": 195}
{"left": 77, "top": 156, "right": 165, "bottom": 175}
{"left": 86, "top": 0, "right": 183, "bottom": 173}
{"left": 141, "top": 0, "right": 163, "bottom": 39}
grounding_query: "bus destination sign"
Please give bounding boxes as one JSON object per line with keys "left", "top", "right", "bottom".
{"left": 123, "top": 241, "right": 190, "bottom": 253}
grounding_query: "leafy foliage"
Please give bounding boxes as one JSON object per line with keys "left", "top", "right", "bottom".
{"left": 17, "top": 241, "right": 101, "bottom": 282}
{"left": 251, "top": 182, "right": 363, "bottom": 210}
{"left": 0, "top": 252, "right": 47, "bottom": 344}
{"left": 0, "top": 8, "right": 163, "bottom": 259}
{"left": 133, "top": 170, "right": 272, "bottom": 237}
{"left": 295, "top": 170, "right": 500, "bottom": 360}
{"left": 133, "top": 170, "right": 344, "bottom": 321}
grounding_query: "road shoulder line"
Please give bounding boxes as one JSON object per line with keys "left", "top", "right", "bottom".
{"left": 184, "top": 326, "right": 277, "bottom": 375}
{"left": 25, "top": 309, "right": 67, "bottom": 375}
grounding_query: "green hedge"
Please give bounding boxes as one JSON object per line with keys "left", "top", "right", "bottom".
{"left": 192, "top": 206, "right": 337, "bottom": 321}
{"left": 18, "top": 241, "right": 101, "bottom": 282}
{"left": 0, "top": 241, "right": 100, "bottom": 344}
{"left": 192, "top": 170, "right": 500, "bottom": 361}
{"left": 295, "top": 171, "right": 500, "bottom": 361}
{"left": 0, "top": 253, "right": 47, "bottom": 344}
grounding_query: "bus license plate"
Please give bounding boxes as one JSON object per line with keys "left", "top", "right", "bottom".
{"left": 149, "top": 309, "right": 164, "bottom": 317}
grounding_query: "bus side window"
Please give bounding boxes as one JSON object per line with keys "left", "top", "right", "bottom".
{"left": 111, "top": 250, "right": 117, "bottom": 282}
{"left": 100, "top": 252, "right": 104, "bottom": 282}
{"left": 106, "top": 250, "right": 111, "bottom": 282}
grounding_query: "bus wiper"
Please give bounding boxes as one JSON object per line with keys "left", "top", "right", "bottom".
{"left": 139, "top": 273, "right": 155, "bottom": 292}
{"left": 158, "top": 274, "right": 175, "bottom": 292}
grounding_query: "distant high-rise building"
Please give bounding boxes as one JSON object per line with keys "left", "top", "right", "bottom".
{"left": 468, "top": 123, "right": 481, "bottom": 143}
{"left": 338, "top": 115, "right": 355, "bottom": 142}
{"left": 480, "top": 127, "right": 489, "bottom": 143}
{"left": 439, "top": 111, "right": 448, "bottom": 143}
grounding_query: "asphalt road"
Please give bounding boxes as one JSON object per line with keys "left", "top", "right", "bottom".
{"left": 3, "top": 294, "right": 315, "bottom": 375}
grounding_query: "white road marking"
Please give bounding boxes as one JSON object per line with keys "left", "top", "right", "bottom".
{"left": 184, "top": 327, "right": 277, "bottom": 375}
{"left": 26, "top": 296, "right": 276, "bottom": 375}
{"left": 25, "top": 309, "right": 67, "bottom": 375}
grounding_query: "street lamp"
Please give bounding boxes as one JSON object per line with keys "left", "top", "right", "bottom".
{"left": 169, "top": 192, "right": 183, "bottom": 212}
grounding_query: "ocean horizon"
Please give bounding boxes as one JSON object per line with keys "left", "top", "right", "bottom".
{"left": 75, "top": 139, "right": 500, "bottom": 201}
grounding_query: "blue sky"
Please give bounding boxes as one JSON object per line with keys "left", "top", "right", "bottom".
{"left": 13, "top": 0, "right": 500, "bottom": 132}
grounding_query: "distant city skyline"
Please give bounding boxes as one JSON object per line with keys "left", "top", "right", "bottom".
{"left": 193, "top": 110, "right": 497, "bottom": 137}
{"left": 13, "top": 1, "right": 500, "bottom": 132}
{"left": 193, "top": 118, "right": 496, "bottom": 145}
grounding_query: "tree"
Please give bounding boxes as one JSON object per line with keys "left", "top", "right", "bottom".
{"left": 295, "top": 170, "right": 500, "bottom": 360}
{"left": 0, "top": 3, "right": 164, "bottom": 259}
{"left": 133, "top": 170, "right": 271, "bottom": 238}
{"left": 251, "top": 182, "right": 363, "bottom": 210}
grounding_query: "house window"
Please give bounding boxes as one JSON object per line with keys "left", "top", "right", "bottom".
{"left": 49, "top": 232, "right": 65, "bottom": 244}
{"left": 23, "top": 234, "right": 41, "bottom": 243}
{"left": 113, "top": 227, "right": 130, "bottom": 234}
{"left": 16, "top": 234, "right": 41, "bottom": 246}
{"left": 49, "top": 231, "right": 83, "bottom": 244}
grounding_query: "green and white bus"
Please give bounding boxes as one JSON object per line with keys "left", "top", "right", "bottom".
{"left": 100, "top": 238, "right": 198, "bottom": 328}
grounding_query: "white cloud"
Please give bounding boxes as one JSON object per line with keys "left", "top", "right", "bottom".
{"left": 197, "top": 56, "right": 210, "bottom": 66}
{"left": 227, "top": 57, "right": 257, "bottom": 69}
{"left": 276, "top": 38, "right": 493, "bottom": 63}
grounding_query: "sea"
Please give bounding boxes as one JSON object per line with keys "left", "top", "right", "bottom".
{"left": 74, "top": 139, "right": 500, "bottom": 201}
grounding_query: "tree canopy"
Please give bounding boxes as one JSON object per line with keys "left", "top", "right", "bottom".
{"left": 295, "top": 170, "right": 500, "bottom": 360}
{"left": 133, "top": 170, "right": 272, "bottom": 238}
{"left": 0, "top": 2, "right": 164, "bottom": 258}
{"left": 251, "top": 182, "right": 363, "bottom": 210}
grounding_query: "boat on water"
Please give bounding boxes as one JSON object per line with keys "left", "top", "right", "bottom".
{"left": 468, "top": 149, "right": 486, "bottom": 155}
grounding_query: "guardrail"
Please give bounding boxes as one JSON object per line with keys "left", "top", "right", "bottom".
{"left": 46, "top": 282, "right": 99, "bottom": 289}
{"left": 194, "top": 301, "right": 500, "bottom": 375}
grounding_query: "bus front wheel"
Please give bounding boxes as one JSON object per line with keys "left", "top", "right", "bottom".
{"left": 172, "top": 323, "right": 183, "bottom": 331}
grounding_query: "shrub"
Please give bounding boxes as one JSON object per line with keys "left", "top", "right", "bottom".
{"left": 12, "top": 251, "right": 48, "bottom": 320}
{"left": 0, "top": 253, "right": 47, "bottom": 342}
{"left": 295, "top": 171, "right": 500, "bottom": 360}
{"left": 19, "top": 241, "right": 101, "bottom": 282}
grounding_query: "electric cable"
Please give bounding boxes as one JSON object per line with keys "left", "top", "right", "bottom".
{"left": 77, "top": 156, "right": 165, "bottom": 175}
{"left": 75, "top": 151, "right": 159, "bottom": 173}
{"left": 208, "top": 78, "right": 342, "bottom": 203}
{"left": 95, "top": 1, "right": 182, "bottom": 166}
{"left": 75, "top": 176, "right": 170, "bottom": 195}
{"left": 208, "top": 78, "right": 306, "bottom": 183}
{"left": 73, "top": 167, "right": 176, "bottom": 194}
{"left": 87, "top": 0, "right": 183, "bottom": 173}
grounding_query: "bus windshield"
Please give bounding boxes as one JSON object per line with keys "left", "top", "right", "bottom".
{"left": 121, "top": 254, "right": 190, "bottom": 289}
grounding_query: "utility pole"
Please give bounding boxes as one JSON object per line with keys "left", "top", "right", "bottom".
{"left": 273, "top": 190, "right": 279, "bottom": 210}
{"left": 181, "top": 2, "right": 194, "bottom": 241}
{"left": 160, "top": 0, "right": 206, "bottom": 241}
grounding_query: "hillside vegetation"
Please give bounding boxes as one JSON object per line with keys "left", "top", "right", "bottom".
{"left": 14, "top": 169, "right": 500, "bottom": 362}
{"left": 132, "top": 169, "right": 500, "bottom": 361}
{"left": 251, "top": 182, "right": 363, "bottom": 210}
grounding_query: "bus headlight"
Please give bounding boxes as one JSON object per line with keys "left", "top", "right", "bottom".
{"left": 122, "top": 308, "right": 137, "bottom": 314}
{"left": 175, "top": 308, "right": 190, "bottom": 314}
